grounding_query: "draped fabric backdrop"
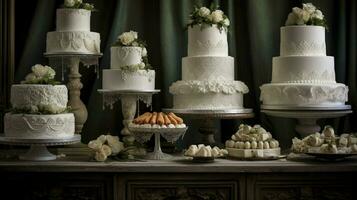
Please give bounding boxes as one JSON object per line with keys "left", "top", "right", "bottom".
{"left": 14, "top": 0, "right": 357, "bottom": 149}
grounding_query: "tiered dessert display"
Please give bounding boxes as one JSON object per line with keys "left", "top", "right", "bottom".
{"left": 44, "top": 0, "right": 102, "bottom": 134}
{"left": 260, "top": 3, "right": 352, "bottom": 137}
{"left": 98, "top": 31, "right": 160, "bottom": 146}
{"left": 128, "top": 112, "right": 187, "bottom": 160}
{"left": 165, "top": 5, "right": 253, "bottom": 144}
{"left": 0, "top": 65, "right": 80, "bottom": 161}
{"left": 291, "top": 126, "right": 357, "bottom": 160}
{"left": 225, "top": 124, "right": 281, "bottom": 159}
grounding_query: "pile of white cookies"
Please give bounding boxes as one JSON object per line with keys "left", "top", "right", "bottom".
{"left": 184, "top": 144, "right": 228, "bottom": 158}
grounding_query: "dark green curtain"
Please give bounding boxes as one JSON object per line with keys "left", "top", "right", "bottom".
{"left": 14, "top": 0, "right": 357, "bottom": 149}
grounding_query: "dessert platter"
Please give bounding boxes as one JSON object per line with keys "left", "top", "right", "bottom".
{"left": 184, "top": 144, "right": 228, "bottom": 163}
{"left": 128, "top": 112, "right": 188, "bottom": 160}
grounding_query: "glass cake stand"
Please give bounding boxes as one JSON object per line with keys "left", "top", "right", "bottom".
{"left": 128, "top": 126, "right": 188, "bottom": 160}
{"left": 44, "top": 52, "right": 103, "bottom": 134}
{"left": 261, "top": 105, "right": 352, "bottom": 137}
{"left": 0, "top": 134, "right": 81, "bottom": 161}
{"left": 163, "top": 108, "right": 254, "bottom": 145}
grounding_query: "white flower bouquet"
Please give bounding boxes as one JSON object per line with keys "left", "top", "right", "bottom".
{"left": 21, "top": 64, "right": 59, "bottom": 85}
{"left": 63, "top": 0, "right": 95, "bottom": 11}
{"left": 187, "top": 3, "right": 230, "bottom": 32}
{"left": 285, "top": 3, "right": 327, "bottom": 28}
{"left": 88, "top": 134, "right": 129, "bottom": 162}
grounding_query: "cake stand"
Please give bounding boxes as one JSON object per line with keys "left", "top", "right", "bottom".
{"left": 261, "top": 105, "right": 352, "bottom": 137}
{"left": 0, "top": 135, "right": 81, "bottom": 161}
{"left": 129, "top": 127, "right": 188, "bottom": 160}
{"left": 97, "top": 89, "right": 160, "bottom": 146}
{"left": 44, "top": 52, "right": 102, "bottom": 134}
{"left": 163, "top": 108, "right": 254, "bottom": 145}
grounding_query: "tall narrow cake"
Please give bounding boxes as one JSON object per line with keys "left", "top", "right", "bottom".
{"left": 260, "top": 3, "right": 348, "bottom": 107}
{"left": 170, "top": 6, "right": 249, "bottom": 110}
{"left": 4, "top": 65, "right": 75, "bottom": 139}
{"left": 102, "top": 31, "right": 155, "bottom": 90}
{"left": 46, "top": 0, "right": 100, "bottom": 54}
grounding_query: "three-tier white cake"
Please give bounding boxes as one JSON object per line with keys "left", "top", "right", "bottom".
{"left": 170, "top": 24, "right": 248, "bottom": 110}
{"left": 46, "top": 7, "right": 100, "bottom": 54}
{"left": 260, "top": 5, "right": 348, "bottom": 107}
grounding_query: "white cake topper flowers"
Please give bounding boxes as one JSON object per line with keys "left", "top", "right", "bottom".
{"left": 187, "top": 3, "right": 230, "bottom": 32}
{"left": 21, "top": 64, "right": 59, "bottom": 85}
{"left": 285, "top": 3, "right": 327, "bottom": 28}
{"left": 63, "top": 0, "right": 95, "bottom": 11}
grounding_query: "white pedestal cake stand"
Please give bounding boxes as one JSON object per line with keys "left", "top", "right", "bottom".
{"left": 44, "top": 52, "right": 102, "bottom": 134}
{"left": 261, "top": 105, "right": 352, "bottom": 138}
{"left": 97, "top": 89, "right": 160, "bottom": 146}
{"left": 0, "top": 135, "right": 81, "bottom": 161}
{"left": 163, "top": 108, "right": 254, "bottom": 145}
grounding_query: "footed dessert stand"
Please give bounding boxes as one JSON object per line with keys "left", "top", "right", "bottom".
{"left": 163, "top": 108, "right": 254, "bottom": 145}
{"left": 129, "top": 127, "right": 188, "bottom": 160}
{"left": 98, "top": 89, "right": 160, "bottom": 146}
{"left": 0, "top": 135, "right": 81, "bottom": 161}
{"left": 261, "top": 105, "right": 352, "bottom": 137}
{"left": 44, "top": 52, "right": 102, "bottom": 134}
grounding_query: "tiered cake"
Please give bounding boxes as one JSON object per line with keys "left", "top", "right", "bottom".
{"left": 4, "top": 65, "right": 75, "bottom": 139}
{"left": 102, "top": 31, "right": 155, "bottom": 90}
{"left": 170, "top": 7, "right": 248, "bottom": 109}
{"left": 260, "top": 3, "right": 348, "bottom": 107}
{"left": 46, "top": 1, "right": 100, "bottom": 54}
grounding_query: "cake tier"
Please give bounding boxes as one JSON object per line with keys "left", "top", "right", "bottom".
{"left": 102, "top": 69, "right": 155, "bottom": 90}
{"left": 56, "top": 9, "right": 90, "bottom": 31}
{"left": 188, "top": 25, "right": 228, "bottom": 57}
{"left": 260, "top": 83, "right": 348, "bottom": 107}
{"left": 46, "top": 31, "right": 100, "bottom": 54}
{"left": 11, "top": 85, "right": 68, "bottom": 113}
{"left": 111, "top": 47, "right": 143, "bottom": 68}
{"left": 272, "top": 56, "right": 335, "bottom": 84}
{"left": 280, "top": 26, "right": 326, "bottom": 56}
{"left": 4, "top": 113, "right": 74, "bottom": 139}
{"left": 182, "top": 56, "right": 234, "bottom": 81}
{"left": 170, "top": 79, "right": 248, "bottom": 110}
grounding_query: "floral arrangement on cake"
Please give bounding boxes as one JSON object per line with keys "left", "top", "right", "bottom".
{"left": 285, "top": 3, "right": 327, "bottom": 28}
{"left": 113, "top": 30, "right": 151, "bottom": 71}
{"left": 187, "top": 3, "right": 230, "bottom": 31}
{"left": 21, "top": 64, "right": 59, "bottom": 85}
{"left": 63, "top": 0, "right": 95, "bottom": 11}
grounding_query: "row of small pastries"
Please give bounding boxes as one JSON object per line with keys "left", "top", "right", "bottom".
{"left": 184, "top": 144, "right": 228, "bottom": 158}
{"left": 131, "top": 112, "right": 186, "bottom": 128}
{"left": 231, "top": 124, "right": 272, "bottom": 142}
{"left": 226, "top": 139, "right": 279, "bottom": 149}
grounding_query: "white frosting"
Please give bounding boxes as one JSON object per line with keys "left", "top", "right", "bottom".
{"left": 11, "top": 85, "right": 68, "bottom": 112}
{"left": 102, "top": 69, "right": 155, "bottom": 90}
{"left": 280, "top": 26, "right": 326, "bottom": 56}
{"left": 110, "top": 46, "right": 143, "bottom": 68}
{"left": 182, "top": 56, "right": 234, "bottom": 81}
{"left": 56, "top": 9, "right": 90, "bottom": 31}
{"left": 260, "top": 83, "right": 348, "bottom": 106}
{"left": 188, "top": 25, "right": 228, "bottom": 56}
{"left": 272, "top": 56, "right": 335, "bottom": 83}
{"left": 227, "top": 147, "right": 281, "bottom": 158}
{"left": 46, "top": 31, "right": 100, "bottom": 54}
{"left": 4, "top": 113, "right": 75, "bottom": 139}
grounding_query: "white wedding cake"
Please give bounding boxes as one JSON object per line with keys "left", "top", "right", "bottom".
{"left": 260, "top": 3, "right": 348, "bottom": 107}
{"left": 102, "top": 31, "right": 155, "bottom": 90}
{"left": 46, "top": 0, "right": 100, "bottom": 54}
{"left": 169, "top": 6, "right": 248, "bottom": 109}
{"left": 4, "top": 65, "right": 75, "bottom": 139}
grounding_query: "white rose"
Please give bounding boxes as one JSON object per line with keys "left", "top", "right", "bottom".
{"left": 46, "top": 104, "right": 60, "bottom": 114}
{"left": 118, "top": 32, "right": 136, "bottom": 45}
{"left": 97, "top": 135, "right": 107, "bottom": 144}
{"left": 142, "top": 47, "right": 147, "bottom": 57}
{"left": 223, "top": 18, "right": 230, "bottom": 26}
{"left": 139, "top": 62, "right": 145, "bottom": 69}
{"left": 101, "top": 144, "right": 112, "bottom": 156}
{"left": 75, "top": 0, "right": 82, "bottom": 4}
{"left": 130, "top": 30, "right": 138, "bottom": 39}
{"left": 285, "top": 13, "right": 298, "bottom": 25}
{"left": 24, "top": 73, "right": 37, "bottom": 82}
{"left": 292, "top": 7, "right": 310, "bottom": 24}
{"left": 45, "top": 66, "right": 56, "bottom": 79}
{"left": 32, "top": 64, "right": 47, "bottom": 77}
{"left": 110, "top": 141, "right": 125, "bottom": 155}
{"left": 210, "top": 10, "right": 224, "bottom": 23}
{"left": 106, "top": 135, "right": 120, "bottom": 146}
{"left": 312, "top": 9, "right": 324, "bottom": 20}
{"left": 94, "top": 150, "right": 107, "bottom": 162}
{"left": 198, "top": 7, "right": 210, "bottom": 17}
{"left": 88, "top": 139, "right": 103, "bottom": 150}
{"left": 64, "top": 0, "right": 75, "bottom": 7}
{"left": 303, "top": 3, "right": 316, "bottom": 14}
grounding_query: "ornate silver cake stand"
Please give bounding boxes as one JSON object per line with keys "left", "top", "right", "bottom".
{"left": 129, "top": 127, "right": 188, "bottom": 160}
{"left": 98, "top": 89, "right": 160, "bottom": 146}
{"left": 0, "top": 135, "right": 81, "bottom": 161}
{"left": 261, "top": 105, "right": 352, "bottom": 137}
{"left": 44, "top": 52, "right": 102, "bottom": 134}
{"left": 163, "top": 108, "right": 254, "bottom": 145}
